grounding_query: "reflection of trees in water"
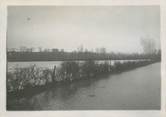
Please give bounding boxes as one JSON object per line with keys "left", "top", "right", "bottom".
{"left": 7, "top": 77, "right": 97, "bottom": 110}
{"left": 26, "top": 83, "right": 79, "bottom": 109}
{"left": 7, "top": 97, "right": 34, "bottom": 110}
{"left": 26, "top": 78, "right": 100, "bottom": 109}
{"left": 29, "top": 91, "right": 53, "bottom": 109}
{"left": 57, "top": 83, "right": 78, "bottom": 100}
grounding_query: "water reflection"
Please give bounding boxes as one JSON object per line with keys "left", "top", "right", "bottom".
{"left": 30, "top": 78, "right": 104, "bottom": 110}
{"left": 7, "top": 77, "right": 102, "bottom": 110}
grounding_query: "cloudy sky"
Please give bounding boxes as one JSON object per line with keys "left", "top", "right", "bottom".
{"left": 7, "top": 6, "right": 160, "bottom": 53}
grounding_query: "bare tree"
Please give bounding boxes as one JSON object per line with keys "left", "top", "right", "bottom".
{"left": 140, "top": 37, "right": 156, "bottom": 54}
{"left": 95, "top": 47, "right": 106, "bottom": 54}
{"left": 20, "top": 46, "right": 27, "bottom": 52}
{"left": 77, "top": 45, "right": 84, "bottom": 52}
{"left": 99, "top": 47, "right": 106, "bottom": 54}
{"left": 38, "top": 47, "right": 42, "bottom": 52}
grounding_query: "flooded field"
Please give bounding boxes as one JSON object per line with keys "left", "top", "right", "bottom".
{"left": 7, "top": 62, "right": 160, "bottom": 110}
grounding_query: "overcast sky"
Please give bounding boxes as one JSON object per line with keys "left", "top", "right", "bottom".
{"left": 7, "top": 6, "right": 160, "bottom": 53}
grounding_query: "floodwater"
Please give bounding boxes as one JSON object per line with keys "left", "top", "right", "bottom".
{"left": 7, "top": 59, "right": 150, "bottom": 72}
{"left": 7, "top": 62, "right": 160, "bottom": 110}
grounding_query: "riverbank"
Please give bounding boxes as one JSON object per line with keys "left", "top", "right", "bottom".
{"left": 7, "top": 62, "right": 160, "bottom": 110}
{"left": 7, "top": 59, "right": 160, "bottom": 97}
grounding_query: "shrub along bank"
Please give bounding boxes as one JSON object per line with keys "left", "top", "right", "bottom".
{"left": 7, "top": 59, "right": 159, "bottom": 93}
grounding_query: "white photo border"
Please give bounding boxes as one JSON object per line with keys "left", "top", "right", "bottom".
{"left": 0, "top": 0, "right": 165, "bottom": 117}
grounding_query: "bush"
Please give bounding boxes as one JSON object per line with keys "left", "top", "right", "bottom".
{"left": 58, "top": 61, "right": 80, "bottom": 81}
{"left": 7, "top": 65, "right": 53, "bottom": 92}
{"left": 7, "top": 59, "right": 156, "bottom": 93}
{"left": 81, "top": 60, "right": 98, "bottom": 77}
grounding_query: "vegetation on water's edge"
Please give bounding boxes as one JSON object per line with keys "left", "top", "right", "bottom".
{"left": 7, "top": 59, "right": 160, "bottom": 94}
{"left": 7, "top": 50, "right": 161, "bottom": 62}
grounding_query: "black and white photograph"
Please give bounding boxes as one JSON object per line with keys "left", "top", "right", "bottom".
{"left": 6, "top": 6, "right": 161, "bottom": 111}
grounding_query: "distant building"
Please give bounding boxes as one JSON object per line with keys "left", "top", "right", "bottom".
{"left": 52, "top": 48, "right": 59, "bottom": 52}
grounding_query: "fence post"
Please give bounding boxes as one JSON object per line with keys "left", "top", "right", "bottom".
{"left": 52, "top": 65, "right": 56, "bottom": 83}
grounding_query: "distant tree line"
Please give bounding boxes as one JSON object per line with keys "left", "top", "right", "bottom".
{"left": 7, "top": 37, "right": 161, "bottom": 61}
{"left": 7, "top": 49, "right": 161, "bottom": 62}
